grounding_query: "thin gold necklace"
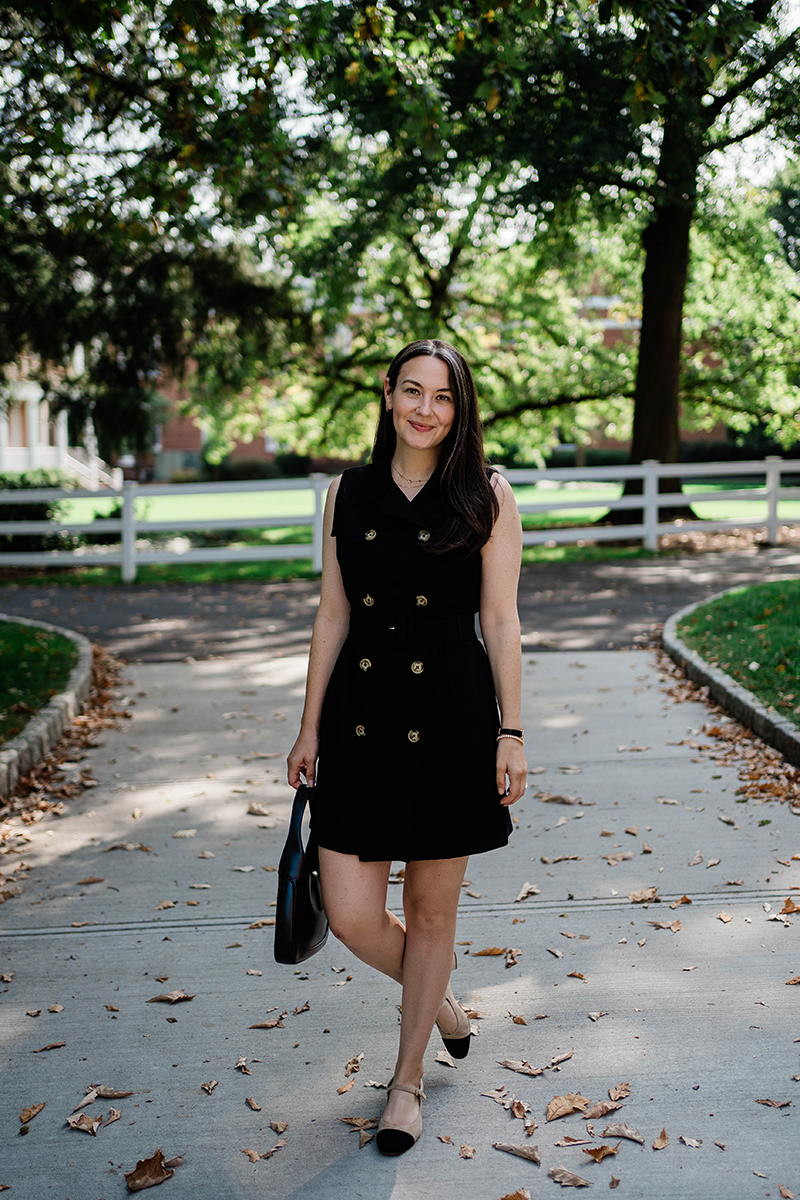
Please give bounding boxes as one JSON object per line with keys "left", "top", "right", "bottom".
{"left": 392, "top": 461, "right": 431, "bottom": 486}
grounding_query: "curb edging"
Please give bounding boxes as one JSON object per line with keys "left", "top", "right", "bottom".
{"left": 662, "top": 589, "right": 800, "bottom": 768}
{"left": 0, "top": 614, "right": 94, "bottom": 799}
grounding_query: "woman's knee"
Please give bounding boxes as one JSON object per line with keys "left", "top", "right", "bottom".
{"left": 325, "top": 904, "right": 386, "bottom": 948}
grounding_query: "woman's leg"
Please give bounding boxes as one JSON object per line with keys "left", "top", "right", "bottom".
{"left": 381, "top": 855, "right": 468, "bottom": 1129}
{"left": 318, "top": 848, "right": 406, "bottom": 981}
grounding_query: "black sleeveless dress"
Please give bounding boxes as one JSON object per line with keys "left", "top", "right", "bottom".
{"left": 310, "top": 460, "right": 513, "bottom": 862}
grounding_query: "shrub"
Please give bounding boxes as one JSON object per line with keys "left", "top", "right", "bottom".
{"left": 0, "top": 470, "right": 78, "bottom": 552}
{"left": 169, "top": 467, "right": 205, "bottom": 484}
{"left": 219, "top": 457, "right": 281, "bottom": 481}
{"left": 274, "top": 452, "right": 312, "bottom": 478}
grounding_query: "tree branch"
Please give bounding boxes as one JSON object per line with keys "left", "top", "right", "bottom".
{"left": 482, "top": 389, "right": 635, "bottom": 426}
{"left": 705, "top": 30, "right": 799, "bottom": 121}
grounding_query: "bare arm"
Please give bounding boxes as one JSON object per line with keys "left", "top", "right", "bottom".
{"left": 480, "top": 474, "right": 527, "bottom": 805}
{"left": 287, "top": 476, "right": 350, "bottom": 788}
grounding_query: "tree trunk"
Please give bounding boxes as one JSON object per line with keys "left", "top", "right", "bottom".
{"left": 601, "top": 124, "right": 700, "bottom": 527}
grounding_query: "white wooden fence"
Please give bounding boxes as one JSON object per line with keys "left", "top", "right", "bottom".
{"left": 0, "top": 458, "right": 798, "bottom": 583}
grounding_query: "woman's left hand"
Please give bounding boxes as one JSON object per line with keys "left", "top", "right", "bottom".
{"left": 496, "top": 738, "right": 527, "bottom": 806}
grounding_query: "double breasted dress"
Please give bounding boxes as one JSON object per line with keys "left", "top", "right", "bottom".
{"left": 310, "top": 460, "right": 513, "bottom": 862}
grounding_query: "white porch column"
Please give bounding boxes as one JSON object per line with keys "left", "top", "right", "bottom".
{"left": 55, "top": 409, "right": 69, "bottom": 467}
{"left": 0, "top": 400, "right": 8, "bottom": 471}
{"left": 24, "top": 389, "right": 40, "bottom": 470}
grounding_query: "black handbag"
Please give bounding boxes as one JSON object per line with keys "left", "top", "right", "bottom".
{"left": 274, "top": 784, "right": 329, "bottom": 964}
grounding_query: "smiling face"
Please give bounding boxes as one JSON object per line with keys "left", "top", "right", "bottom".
{"left": 384, "top": 355, "right": 456, "bottom": 454}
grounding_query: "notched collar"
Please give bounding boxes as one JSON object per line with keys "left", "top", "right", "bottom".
{"left": 347, "top": 460, "right": 446, "bottom": 529}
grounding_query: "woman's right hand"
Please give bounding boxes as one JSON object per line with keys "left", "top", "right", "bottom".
{"left": 287, "top": 730, "right": 319, "bottom": 789}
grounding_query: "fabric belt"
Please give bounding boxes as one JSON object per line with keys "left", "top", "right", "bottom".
{"left": 349, "top": 611, "right": 477, "bottom": 648}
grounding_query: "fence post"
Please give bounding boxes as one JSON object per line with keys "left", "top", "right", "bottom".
{"left": 642, "top": 459, "right": 659, "bottom": 551}
{"left": 311, "top": 474, "right": 327, "bottom": 573}
{"left": 121, "top": 481, "right": 137, "bottom": 583}
{"left": 765, "top": 455, "right": 782, "bottom": 546}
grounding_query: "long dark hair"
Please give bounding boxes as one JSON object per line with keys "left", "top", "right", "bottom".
{"left": 371, "top": 339, "right": 499, "bottom": 553}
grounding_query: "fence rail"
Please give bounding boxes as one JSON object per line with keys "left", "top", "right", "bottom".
{"left": 0, "top": 458, "right": 798, "bottom": 582}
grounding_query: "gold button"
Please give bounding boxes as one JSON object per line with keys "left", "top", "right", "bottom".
{"left": 363, "top": 594, "right": 374, "bottom": 607}
{"left": 411, "top": 661, "right": 424, "bottom": 674}
{"left": 415, "top": 595, "right": 427, "bottom": 607}
{"left": 359, "top": 658, "right": 371, "bottom": 671}
{"left": 356, "top": 724, "right": 366, "bottom": 737}
{"left": 407, "top": 729, "right": 420, "bottom": 743}
{"left": 365, "top": 529, "right": 377, "bottom": 541}
{"left": 418, "top": 529, "right": 430, "bottom": 542}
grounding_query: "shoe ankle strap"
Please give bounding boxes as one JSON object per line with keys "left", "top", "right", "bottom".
{"left": 388, "top": 1082, "right": 426, "bottom": 1099}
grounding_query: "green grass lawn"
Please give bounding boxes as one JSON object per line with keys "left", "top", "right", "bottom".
{"left": 0, "top": 621, "right": 79, "bottom": 744}
{"left": 677, "top": 579, "right": 800, "bottom": 722}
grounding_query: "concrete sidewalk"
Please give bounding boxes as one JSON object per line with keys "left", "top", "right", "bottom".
{"left": 1, "top": 649, "right": 798, "bottom": 1200}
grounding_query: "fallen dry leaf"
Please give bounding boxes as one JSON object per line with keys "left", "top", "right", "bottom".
{"left": 66, "top": 1112, "right": 103, "bottom": 1135}
{"left": 717, "top": 912, "right": 733, "bottom": 924}
{"left": 77, "top": 876, "right": 104, "bottom": 885}
{"left": 124, "top": 1148, "right": 180, "bottom": 1190}
{"left": 629, "top": 887, "right": 659, "bottom": 903}
{"left": 506, "top": 947, "right": 522, "bottom": 967}
{"left": 344, "top": 1052, "right": 364, "bottom": 1077}
{"left": 648, "top": 919, "right": 682, "bottom": 933}
{"left": 583, "top": 1143, "right": 619, "bottom": 1162}
{"left": 241, "top": 1149, "right": 260, "bottom": 1163}
{"left": 245, "top": 1097, "right": 261, "bottom": 1111}
{"left": 688, "top": 850, "right": 704, "bottom": 866}
{"left": 603, "top": 1122, "right": 644, "bottom": 1144}
{"left": 247, "top": 918, "right": 276, "bottom": 929}
{"left": 549, "top": 1164, "right": 591, "bottom": 1187}
{"left": 436, "top": 1048, "right": 457, "bottom": 1068}
{"left": 509, "top": 1012, "right": 528, "bottom": 1025}
{"left": 337, "top": 1079, "right": 354, "bottom": 1095}
{"left": 680, "top": 1136, "right": 702, "bottom": 1147}
{"left": 554, "top": 1135, "right": 594, "bottom": 1147}
{"left": 587, "top": 1011, "right": 608, "bottom": 1022}
{"left": 493, "top": 1142, "right": 541, "bottom": 1164}
{"left": 706, "top": 859, "right": 721, "bottom": 869}
{"left": 567, "top": 971, "right": 586, "bottom": 981}
{"left": 670, "top": 895, "right": 693, "bottom": 909}
{"left": 786, "top": 976, "right": 800, "bottom": 986}
{"left": 341, "top": 1116, "right": 377, "bottom": 1130}
{"left": 91, "top": 1086, "right": 135, "bottom": 1100}
{"left": 154, "top": 900, "right": 176, "bottom": 911}
{"left": 547, "top": 1093, "right": 590, "bottom": 1122}
{"left": 780, "top": 898, "right": 800, "bottom": 915}
{"left": 608, "top": 1084, "right": 631, "bottom": 1102}
{"left": 32, "top": 1041, "right": 66, "bottom": 1053}
{"left": 235, "top": 1056, "right": 252, "bottom": 1076}
{"left": 514, "top": 880, "right": 542, "bottom": 902}
{"left": 547, "top": 947, "right": 565, "bottom": 959}
{"left": 460, "top": 1143, "right": 476, "bottom": 1159}
{"left": 584, "top": 1100, "right": 621, "bottom": 1120}
{"left": 474, "top": 946, "right": 506, "bottom": 956}
{"left": 201, "top": 1080, "right": 218, "bottom": 1094}
{"left": 262, "top": 1138, "right": 288, "bottom": 1160}
{"left": 146, "top": 990, "right": 195, "bottom": 1004}
{"left": 779, "top": 1186, "right": 795, "bottom": 1199}
{"left": 437, "top": 1135, "right": 452, "bottom": 1144}
{"left": 498, "top": 1191, "right": 532, "bottom": 1200}
{"left": 358, "top": 1130, "right": 373, "bottom": 1148}
{"left": 20, "top": 1102, "right": 45, "bottom": 1124}
{"left": 294, "top": 1001, "right": 310, "bottom": 1015}
{"left": 755, "top": 1098, "right": 792, "bottom": 1108}
{"left": 246, "top": 802, "right": 272, "bottom": 816}
{"left": 653, "top": 1128, "right": 669, "bottom": 1150}
{"left": 172, "top": 829, "right": 196, "bottom": 839}
{"left": 249, "top": 1016, "right": 285, "bottom": 1029}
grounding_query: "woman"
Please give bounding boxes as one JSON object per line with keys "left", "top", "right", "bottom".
{"left": 287, "top": 338, "right": 526, "bottom": 1155}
